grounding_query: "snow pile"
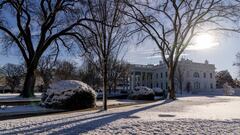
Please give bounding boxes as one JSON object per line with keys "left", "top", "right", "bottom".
{"left": 41, "top": 80, "right": 96, "bottom": 110}
{"left": 223, "top": 83, "right": 235, "bottom": 96}
{"left": 128, "top": 86, "right": 155, "bottom": 100}
{"left": 152, "top": 87, "right": 164, "bottom": 96}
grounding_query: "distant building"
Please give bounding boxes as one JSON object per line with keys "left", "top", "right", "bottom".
{"left": 129, "top": 59, "right": 216, "bottom": 93}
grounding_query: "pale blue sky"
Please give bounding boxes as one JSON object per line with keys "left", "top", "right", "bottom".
{"left": 124, "top": 35, "right": 240, "bottom": 79}
{"left": 1, "top": 33, "right": 240, "bottom": 78}
{"left": 0, "top": 0, "right": 239, "bottom": 79}
{"left": 0, "top": 0, "right": 240, "bottom": 88}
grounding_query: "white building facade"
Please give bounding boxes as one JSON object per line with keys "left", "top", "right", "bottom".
{"left": 129, "top": 59, "right": 216, "bottom": 93}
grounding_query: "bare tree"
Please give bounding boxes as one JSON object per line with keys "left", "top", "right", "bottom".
{"left": 175, "top": 65, "right": 185, "bottom": 95}
{"left": 216, "top": 70, "right": 234, "bottom": 88}
{"left": 80, "top": 0, "right": 130, "bottom": 110}
{"left": 234, "top": 52, "right": 240, "bottom": 77}
{"left": 78, "top": 58, "right": 101, "bottom": 90}
{"left": 54, "top": 60, "right": 77, "bottom": 80}
{"left": 108, "top": 59, "right": 130, "bottom": 93}
{"left": 234, "top": 78, "right": 240, "bottom": 88}
{"left": 0, "top": 0, "right": 105, "bottom": 97}
{"left": 0, "top": 63, "right": 24, "bottom": 92}
{"left": 37, "top": 56, "right": 56, "bottom": 92}
{"left": 124, "top": 0, "right": 240, "bottom": 99}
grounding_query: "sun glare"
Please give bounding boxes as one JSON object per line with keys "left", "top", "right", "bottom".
{"left": 188, "top": 33, "right": 219, "bottom": 50}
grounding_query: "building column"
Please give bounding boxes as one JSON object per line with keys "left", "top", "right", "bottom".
{"left": 140, "top": 72, "right": 143, "bottom": 86}
{"left": 131, "top": 72, "right": 135, "bottom": 90}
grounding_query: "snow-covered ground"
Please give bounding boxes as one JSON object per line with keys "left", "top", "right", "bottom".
{"left": 0, "top": 105, "right": 58, "bottom": 116}
{"left": 0, "top": 93, "right": 42, "bottom": 100}
{"left": 0, "top": 99, "right": 144, "bottom": 117}
{"left": 1, "top": 96, "right": 240, "bottom": 134}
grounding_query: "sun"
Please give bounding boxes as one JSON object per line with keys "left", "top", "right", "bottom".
{"left": 188, "top": 33, "right": 219, "bottom": 50}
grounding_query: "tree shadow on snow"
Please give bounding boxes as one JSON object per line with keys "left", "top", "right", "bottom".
{"left": 4, "top": 100, "right": 173, "bottom": 135}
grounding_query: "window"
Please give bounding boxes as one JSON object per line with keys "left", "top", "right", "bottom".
{"left": 210, "top": 83, "right": 213, "bottom": 89}
{"left": 136, "top": 76, "right": 140, "bottom": 82}
{"left": 194, "top": 82, "right": 200, "bottom": 89}
{"left": 161, "top": 72, "right": 163, "bottom": 78}
{"left": 203, "top": 72, "right": 206, "bottom": 78}
{"left": 156, "top": 83, "right": 159, "bottom": 87}
{"left": 156, "top": 73, "right": 158, "bottom": 79}
{"left": 142, "top": 72, "right": 145, "bottom": 81}
{"left": 193, "top": 72, "right": 200, "bottom": 78}
{"left": 166, "top": 82, "right": 168, "bottom": 89}
{"left": 210, "top": 73, "right": 213, "bottom": 78}
{"left": 161, "top": 82, "right": 163, "bottom": 89}
{"left": 165, "top": 72, "right": 168, "bottom": 78}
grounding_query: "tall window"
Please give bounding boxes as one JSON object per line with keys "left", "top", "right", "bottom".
{"left": 203, "top": 72, "right": 206, "bottom": 78}
{"left": 210, "top": 73, "right": 213, "bottom": 78}
{"left": 165, "top": 72, "right": 168, "bottom": 78}
{"left": 161, "top": 72, "right": 163, "bottom": 78}
{"left": 194, "top": 82, "right": 200, "bottom": 89}
{"left": 193, "top": 72, "right": 200, "bottom": 78}
{"left": 210, "top": 83, "right": 213, "bottom": 89}
{"left": 156, "top": 73, "right": 158, "bottom": 79}
{"left": 142, "top": 72, "right": 145, "bottom": 81}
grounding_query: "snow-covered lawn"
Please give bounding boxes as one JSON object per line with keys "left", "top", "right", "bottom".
{"left": 0, "top": 99, "right": 145, "bottom": 117}
{"left": 1, "top": 96, "right": 240, "bottom": 134}
{"left": 0, "top": 93, "right": 42, "bottom": 100}
{"left": 0, "top": 105, "right": 58, "bottom": 117}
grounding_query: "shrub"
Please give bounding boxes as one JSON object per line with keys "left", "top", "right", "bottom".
{"left": 41, "top": 80, "right": 96, "bottom": 110}
{"left": 152, "top": 88, "right": 164, "bottom": 96}
{"left": 223, "top": 83, "right": 235, "bottom": 96}
{"left": 128, "top": 86, "right": 155, "bottom": 100}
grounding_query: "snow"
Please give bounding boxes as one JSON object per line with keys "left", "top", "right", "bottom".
{"left": 0, "top": 99, "right": 143, "bottom": 118}
{"left": 0, "top": 105, "right": 57, "bottom": 116}
{"left": 1, "top": 96, "right": 240, "bottom": 134}
{"left": 42, "top": 80, "right": 96, "bottom": 107}
{"left": 223, "top": 83, "right": 235, "bottom": 96}
{"left": 0, "top": 93, "right": 41, "bottom": 100}
{"left": 129, "top": 86, "right": 155, "bottom": 97}
{"left": 152, "top": 87, "right": 163, "bottom": 93}
{"left": 46, "top": 80, "right": 96, "bottom": 95}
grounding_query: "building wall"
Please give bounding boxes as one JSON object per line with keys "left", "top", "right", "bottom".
{"left": 130, "top": 64, "right": 154, "bottom": 89}
{"left": 129, "top": 59, "right": 216, "bottom": 93}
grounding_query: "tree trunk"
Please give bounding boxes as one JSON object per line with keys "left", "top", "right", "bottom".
{"left": 167, "top": 67, "right": 176, "bottom": 100}
{"left": 103, "top": 59, "right": 108, "bottom": 110}
{"left": 180, "top": 82, "right": 183, "bottom": 95}
{"left": 10, "top": 86, "right": 15, "bottom": 93}
{"left": 21, "top": 68, "right": 36, "bottom": 98}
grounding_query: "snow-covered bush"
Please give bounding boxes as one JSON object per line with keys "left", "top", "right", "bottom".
{"left": 152, "top": 88, "right": 164, "bottom": 96}
{"left": 128, "top": 86, "right": 155, "bottom": 100}
{"left": 223, "top": 83, "right": 235, "bottom": 96}
{"left": 41, "top": 80, "right": 96, "bottom": 110}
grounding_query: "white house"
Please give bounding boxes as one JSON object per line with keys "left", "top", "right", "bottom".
{"left": 129, "top": 58, "right": 216, "bottom": 93}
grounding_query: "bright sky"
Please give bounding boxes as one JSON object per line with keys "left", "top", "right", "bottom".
{"left": 124, "top": 33, "right": 240, "bottom": 79}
